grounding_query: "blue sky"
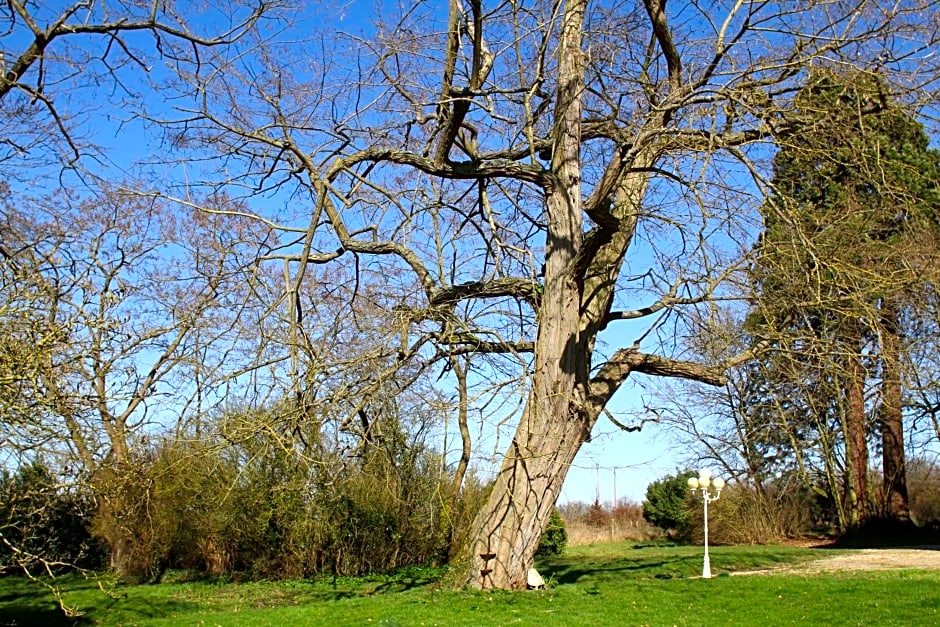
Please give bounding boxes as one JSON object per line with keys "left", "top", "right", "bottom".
{"left": 560, "top": 416, "right": 682, "bottom": 505}
{"left": 24, "top": 0, "right": 940, "bottom": 513}
{"left": 5, "top": 0, "right": 762, "bottom": 502}
{"left": 208, "top": 0, "right": 703, "bottom": 502}
{"left": 111, "top": 0, "right": 940, "bottom": 508}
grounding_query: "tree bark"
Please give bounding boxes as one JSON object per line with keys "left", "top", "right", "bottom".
{"left": 462, "top": 0, "right": 589, "bottom": 589}
{"left": 880, "top": 299, "right": 910, "bottom": 521}
{"left": 464, "top": 397, "right": 592, "bottom": 589}
{"left": 843, "top": 320, "right": 869, "bottom": 526}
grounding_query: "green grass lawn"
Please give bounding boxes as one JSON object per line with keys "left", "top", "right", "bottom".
{"left": 2, "top": 543, "right": 938, "bottom": 626}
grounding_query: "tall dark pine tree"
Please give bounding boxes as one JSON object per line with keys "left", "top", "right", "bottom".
{"left": 752, "top": 69, "right": 940, "bottom": 525}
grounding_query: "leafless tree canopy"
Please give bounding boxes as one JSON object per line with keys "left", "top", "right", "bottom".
{"left": 3, "top": 0, "right": 940, "bottom": 591}
{"left": 143, "top": 0, "right": 938, "bottom": 588}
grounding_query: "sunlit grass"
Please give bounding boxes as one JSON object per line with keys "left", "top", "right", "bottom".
{"left": 2, "top": 544, "right": 938, "bottom": 626}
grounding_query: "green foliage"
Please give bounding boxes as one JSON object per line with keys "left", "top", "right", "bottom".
{"left": 535, "top": 509, "right": 567, "bottom": 556}
{"left": 0, "top": 462, "right": 103, "bottom": 573}
{"left": 742, "top": 68, "right": 940, "bottom": 531}
{"left": 751, "top": 69, "right": 940, "bottom": 354}
{"left": 752, "top": 68, "right": 940, "bottom": 342}
{"left": 642, "top": 471, "right": 694, "bottom": 535}
{"left": 763, "top": 70, "right": 940, "bottom": 267}
{"left": 89, "top": 401, "right": 485, "bottom": 581}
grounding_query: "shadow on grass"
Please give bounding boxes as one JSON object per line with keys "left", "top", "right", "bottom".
{"left": 0, "top": 607, "right": 92, "bottom": 627}
{"left": 0, "top": 599, "right": 198, "bottom": 627}
{"left": 833, "top": 518, "right": 940, "bottom": 549}
{"left": 315, "top": 566, "right": 447, "bottom": 599}
{"left": 0, "top": 580, "right": 92, "bottom": 627}
{"left": 367, "top": 572, "right": 443, "bottom": 596}
{"left": 539, "top": 553, "right": 704, "bottom": 585}
{"left": 548, "top": 560, "right": 670, "bottom": 585}
{"left": 537, "top": 542, "right": 834, "bottom": 583}
{"left": 170, "top": 567, "right": 449, "bottom": 607}
{"left": 0, "top": 574, "right": 206, "bottom": 626}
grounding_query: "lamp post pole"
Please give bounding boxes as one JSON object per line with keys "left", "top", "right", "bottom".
{"left": 688, "top": 469, "right": 724, "bottom": 579}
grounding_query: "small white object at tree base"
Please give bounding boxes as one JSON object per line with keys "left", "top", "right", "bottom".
{"left": 527, "top": 568, "right": 545, "bottom": 589}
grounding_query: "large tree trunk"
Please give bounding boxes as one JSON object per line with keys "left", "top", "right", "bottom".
{"left": 93, "top": 460, "right": 145, "bottom": 579}
{"left": 464, "top": 389, "right": 592, "bottom": 589}
{"left": 458, "top": 0, "right": 735, "bottom": 588}
{"left": 843, "top": 320, "right": 869, "bottom": 526}
{"left": 463, "top": 0, "right": 589, "bottom": 590}
{"left": 880, "top": 299, "right": 909, "bottom": 521}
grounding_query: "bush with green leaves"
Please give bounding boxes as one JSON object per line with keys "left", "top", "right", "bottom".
{"left": 535, "top": 509, "right": 567, "bottom": 556}
{"left": 642, "top": 471, "right": 695, "bottom": 536}
{"left": 90, "top": 399, "right": 487, "bottom": 580}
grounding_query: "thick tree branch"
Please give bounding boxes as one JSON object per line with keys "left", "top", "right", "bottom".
{"left": 642, "top": 0, "right": 681, "bottom": 89}
{"left": 587, "top": 337, "right": 773, "bottom": 422}
{"left": 430, "top": 278, "right": 541, "bottom": 310}
{"left": 586, "top": 347, "right": 725, "bottom": 421}
{"left": 433, "top": 336, "right": 535, "bottom": 355}
{"left": 335, "top": 148, "right": 552, "bottom": 188}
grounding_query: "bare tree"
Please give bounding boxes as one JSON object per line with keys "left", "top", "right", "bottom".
{"left": 0, "top": 0, "right": 268, "bottom": 178}
{"left": 119, "top": 0, "right": 940, "bottom": 588}
{"left": 0, "top": 184, "right": 271, "bottom": 574}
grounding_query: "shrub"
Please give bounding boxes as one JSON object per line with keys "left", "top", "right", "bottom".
{"left": 536, "top": 509, "right": 567, "bottom": 556}
{"left": 676, "top": 477, "right": 847, "bottom": 545}
{"left": 92, "top": 412, "right": 485, "bottom": 580}
{"left": 683, "top": 483, "right": 784, "bottom": 545}
{"left": 584, "top": 499, "right": 609, "bottom": 528}
{"left": 89, "top": 434, "right": 259, "bottom": 581}
{"left": 558, "top": 499, "right": 660, "bottom": 546}
{"left": 611, "top": 499, "right": 644, "bottom": 524}
{"left": 642, "top": 471, "right": 695, "bottom": 536}
{"left": 907, "top": 458, "right": 940, "bottom": 525}
{"left": 1, "top": 462, "right": 103, "bottom": 573}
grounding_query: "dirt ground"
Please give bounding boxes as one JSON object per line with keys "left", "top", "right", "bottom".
{"left": 797, "top": 547, "right": 940, "bottom": 572}
{"left": 734, "top": 545, "right": 940, "bottom": 575}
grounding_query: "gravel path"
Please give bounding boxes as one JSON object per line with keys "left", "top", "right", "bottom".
{"left": 793, "top": 547, "right": 940, "bottom": 572}
{"left": 729, "top": 546, "right": 940, "bottom": 576}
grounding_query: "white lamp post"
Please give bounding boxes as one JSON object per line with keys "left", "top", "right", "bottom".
{"left": 687, "top": 469, "right": 724, "bottom": 578}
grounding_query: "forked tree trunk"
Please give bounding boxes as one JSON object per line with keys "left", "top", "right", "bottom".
{"left": 463, "top": 0, "right": 589, "bottom": 589}
{"left": 457, "top": 0, "right": 733, "bottom": 587}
